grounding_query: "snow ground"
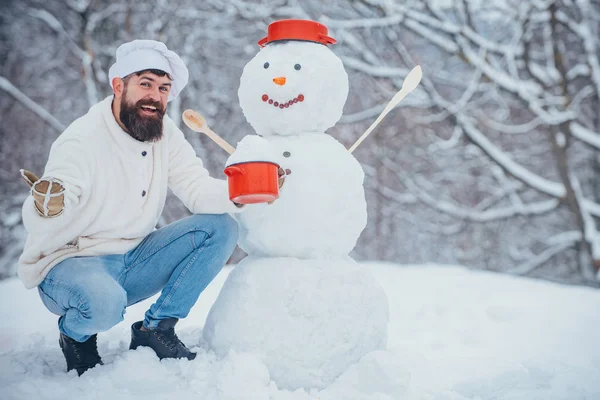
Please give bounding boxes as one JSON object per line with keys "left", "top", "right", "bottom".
{"left": 1, "top": 262, "right": 599, "bottom": 400}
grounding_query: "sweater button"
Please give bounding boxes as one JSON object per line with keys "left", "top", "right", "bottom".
{"left": 142, "top": 151, "right": 147, "bottom": 156}
{"left": 142, "top": 190, "right": 146, "bottom": 197}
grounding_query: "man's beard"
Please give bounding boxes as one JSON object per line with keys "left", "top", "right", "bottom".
{"left": 119, "top": 91, "right": 166, "bottom": 142}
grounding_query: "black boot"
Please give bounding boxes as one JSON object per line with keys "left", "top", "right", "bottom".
{"left": 59, "top": 332, "right": 103, "bottom": 376}
{"left": 129, "top": 319, "right": 196, "bottom": 360}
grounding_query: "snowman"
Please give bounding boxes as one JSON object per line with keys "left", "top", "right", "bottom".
{"left": 203, "top": 20, "right": 389, "bottom": 390}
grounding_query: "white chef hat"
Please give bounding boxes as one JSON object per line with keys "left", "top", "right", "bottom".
{"left": 108, "top": 39, "right": 189, "bottom": 102}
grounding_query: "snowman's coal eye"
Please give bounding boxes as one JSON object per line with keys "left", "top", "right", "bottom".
{"left": 264, "top": 62, "right": 270, "bottom": 69}
{"left": 294, "top": 63, "right": 301, "bottom": 71}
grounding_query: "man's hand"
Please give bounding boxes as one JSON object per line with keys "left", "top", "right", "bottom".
{"left": 267, "top": 168, "right": 290, "bottom": 205}
{"left": 20, "top": 169, "right": 66, "bottom": 217}
{"left": 277, "top": 168, "right": 289, "bottom": 189}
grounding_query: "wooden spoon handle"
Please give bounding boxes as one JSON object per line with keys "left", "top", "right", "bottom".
{"left": 182, "top": 109, "right": 236, "bottom": 154}
{"left": 201, "top": 126, "right": 236, "bottom": 155}
{"left": 348, "top": 65, "right": 422, "bottom": 154}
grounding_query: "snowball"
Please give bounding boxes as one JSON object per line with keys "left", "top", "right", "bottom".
{"left": 203, "top": 257, "right": 390, "bottom": 390}
{"left": 228, "top": 134, "right": 367, "bottom": 258}
{"left": 238, "top": 41, "right": 349, "bottom": 137}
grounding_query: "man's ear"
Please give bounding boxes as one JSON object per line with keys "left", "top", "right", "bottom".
{"left": 112, "top": 77, "right": 124, "bottom": 98}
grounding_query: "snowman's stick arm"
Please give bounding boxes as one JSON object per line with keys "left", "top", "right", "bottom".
{"left": 348, "top": 95, "right": 407, "bottom": 153}
{"left": 200, "top": 126, "right": 236, "bottom": 155}
{"left": 182, "top": 109, "right": 236, "bottom": 154}
{"left": 348, "top": 65, "right": 422, "bottom": 154}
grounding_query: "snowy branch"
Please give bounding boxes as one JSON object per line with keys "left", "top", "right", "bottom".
{"left": 558, "top": 0, "right": 600, "bottom": 98}
{"left": 507, "top": 240, "right": 574, "bottom": 275}
{"left": 0, "top": 76, "right": 65, "bottom": 133}
{"left": 477, "top": 114, "right": 546, "bottom": 134}
{"left": 28, "top": 7, "right": 99, "bottom": 106}
{"left": 459, "top": 115, "right": 600, "bottom": 217}
{"left": 403, "top": 19, "right": 458, "bottom": 53}
{"left": 27, "top": 8, "right": 86, "bottom": 58}
{"left": 340, "top": 56, "right": 410, "bottom": 77}
{"left": 455, "top": 36, "right": 543, "bottom": 98}
{"left": 570, "top": 122, "right": 600, "bottom": 150}
{"left": 382, "top": 157, "right": 560, "bottom": 222}
{"left": 321, "top": 14, "right": 405, "bottom": 29}
{"left": 457, "top": 115, "right": 563, "bottom": 197}
{"left": 340, "top": 105, "right": 385, "bottom": 124}
{"left": 571, "top": 174, "right": 600, "bottom": 270}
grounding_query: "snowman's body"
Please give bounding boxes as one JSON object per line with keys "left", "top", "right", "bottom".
{"left": 204, "top": 32, "right": 389, "bottom": 390}
{"left": 229, "top": 133, "right": 367, "bottom": 258}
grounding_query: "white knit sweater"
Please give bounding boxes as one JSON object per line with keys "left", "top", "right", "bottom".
{"left": 18, "top": 96, "right": 241, "bottom": 289}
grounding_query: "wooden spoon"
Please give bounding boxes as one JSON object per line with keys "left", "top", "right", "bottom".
{"left": 182, "top": 109, "right": 236, "bottom": 154}
{"left": 348, "top": 65, "right": 423, "bottom": 153}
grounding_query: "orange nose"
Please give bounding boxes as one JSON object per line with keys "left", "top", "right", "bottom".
{"left": 273, "top": 76, "right": 286, "bottom": 86}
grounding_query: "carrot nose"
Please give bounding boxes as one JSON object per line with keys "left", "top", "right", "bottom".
{"left": 273, "top": 76, "right": 286, "bottom": 86}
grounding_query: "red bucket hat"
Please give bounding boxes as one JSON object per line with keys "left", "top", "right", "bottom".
{"left": 258, "top": 19, "right": 337, "bottom": 47}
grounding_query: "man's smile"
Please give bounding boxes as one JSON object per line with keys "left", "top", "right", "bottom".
{"left": 139, "top": 105, "right": 161, "bottom": 116}
{"left": 261, "top": 93, "right": 305, "bottom": 109}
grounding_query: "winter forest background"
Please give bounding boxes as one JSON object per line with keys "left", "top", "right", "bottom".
{"left": 0, "top": 0, "right": 599, "bottom": 287}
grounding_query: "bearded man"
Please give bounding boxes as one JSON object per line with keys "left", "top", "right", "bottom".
{"left": 18, "top": 40, "right": 245, "bottom": 376}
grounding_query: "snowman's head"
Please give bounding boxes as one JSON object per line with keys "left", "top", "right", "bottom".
{"left": 238, "top": 41, "right": 349, "bottom": 136}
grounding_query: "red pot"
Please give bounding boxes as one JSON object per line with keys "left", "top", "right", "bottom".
{"left": 257, "top": 19, "right": 337, "bottom": 47}
{"left": 224, "top": 161, "right": 280, "bottom": 204}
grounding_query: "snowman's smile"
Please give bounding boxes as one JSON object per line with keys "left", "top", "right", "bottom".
{"left": 261, "top": 93, "right": 305, "bottom": 109}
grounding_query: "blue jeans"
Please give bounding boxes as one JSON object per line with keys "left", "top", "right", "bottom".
{"left": 37, "top": 214, "right": 238, "bottom": 342}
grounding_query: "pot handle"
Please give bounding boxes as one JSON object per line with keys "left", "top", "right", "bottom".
{"left": 224, "top": 166, "right": 244, "bottom": 177}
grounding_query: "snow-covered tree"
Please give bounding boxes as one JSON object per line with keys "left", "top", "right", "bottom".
{"left": 322, "top": 0, "right": 600, "bottom": 285}
{"left": 1, "top": 0, "right": 599, "bottom": 285}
